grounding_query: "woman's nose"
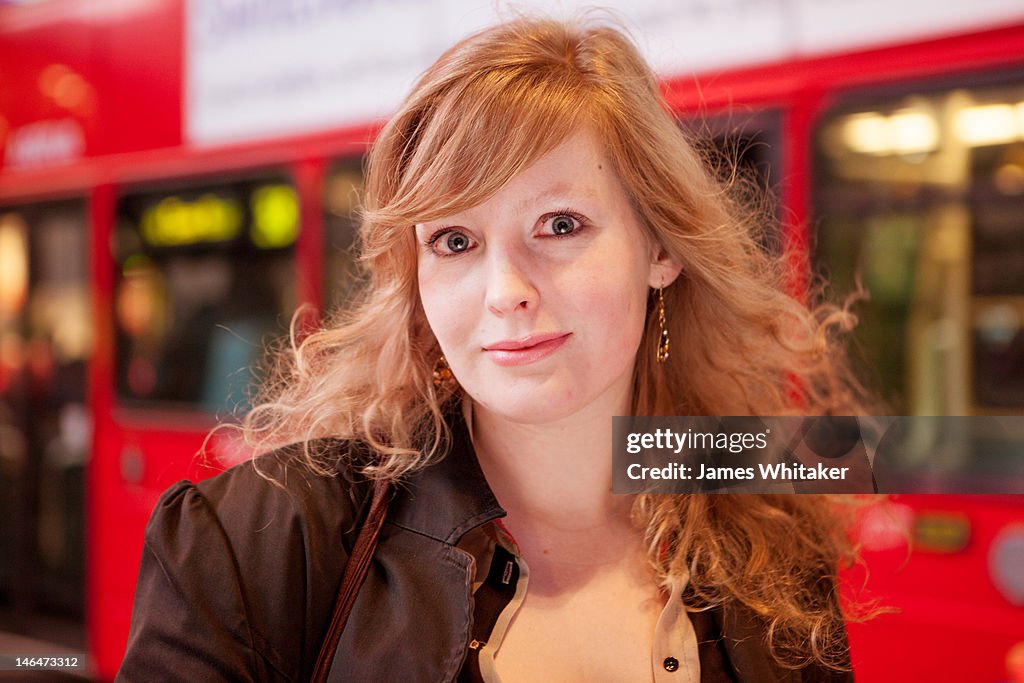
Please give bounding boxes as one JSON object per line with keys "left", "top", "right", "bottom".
{"left": 484, "top": 254, "right": 537, "bottom": 316}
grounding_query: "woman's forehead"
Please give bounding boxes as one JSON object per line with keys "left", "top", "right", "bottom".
{"left": 415, "top": 130, "right": 611, "bottom": 224}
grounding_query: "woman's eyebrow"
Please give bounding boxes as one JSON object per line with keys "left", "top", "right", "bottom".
{"left": 414, "top": 183, "right": 598, "bottom": 233}
{"left": 511, "top": 182, "right": 593, "bottom": 212}
{"left": 413, "top": 223, "right": 440, "bottom": 240}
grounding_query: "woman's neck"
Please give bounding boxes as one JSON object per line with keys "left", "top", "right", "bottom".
{"left": 467, "top": 390, "right": 634, "bottom": 544}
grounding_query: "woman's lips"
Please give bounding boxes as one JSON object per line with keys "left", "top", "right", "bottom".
{"left": 482, "top": 333, "right": 571, "bottom": 366}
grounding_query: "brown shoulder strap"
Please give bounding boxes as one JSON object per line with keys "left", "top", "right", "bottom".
{"left": 311, "top": 477, "right": 392, "bottom": 683}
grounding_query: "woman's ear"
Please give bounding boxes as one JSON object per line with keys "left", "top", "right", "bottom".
{"left": 648, "top": 244, "right": 682, "bottom": 289}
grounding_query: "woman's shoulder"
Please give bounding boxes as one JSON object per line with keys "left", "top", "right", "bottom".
{"left": 147, "top": 438, "right": 378, "bottom": 567}
{"left": 121, "top": 439, "right": 375, "bottom": 682}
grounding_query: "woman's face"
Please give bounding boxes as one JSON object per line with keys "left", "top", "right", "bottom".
{"left": 416, "top": 129, "right": 678, "bottom": 425}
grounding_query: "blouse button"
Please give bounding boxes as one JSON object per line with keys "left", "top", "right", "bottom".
{"left": 663, "top": 656, "right": 679, "bottom": 672}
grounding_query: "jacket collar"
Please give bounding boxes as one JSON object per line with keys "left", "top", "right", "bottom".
{"left": 386, "top": 405, "right": 506, "bottom": 545}
{"left": 380, "top": 407, "right": 825, "bottom": 683}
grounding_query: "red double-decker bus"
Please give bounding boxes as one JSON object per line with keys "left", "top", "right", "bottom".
{"left": 1, "top": 1, "right": 1022, "bottom": 680}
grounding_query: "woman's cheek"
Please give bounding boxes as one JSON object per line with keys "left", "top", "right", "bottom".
{"left": 420, "top": 290, "right": 460, "bottom": 351}
{"left": 612, "top": 290, "right": 650, "bottom": 360}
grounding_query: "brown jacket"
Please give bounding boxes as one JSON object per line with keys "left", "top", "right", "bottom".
{"left": 118, "top": 410, "right": 854, "bottom": 682}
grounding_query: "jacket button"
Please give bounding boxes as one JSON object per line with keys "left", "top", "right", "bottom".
{"left": 663, "top": 657, "right": 679, "bottom": 672}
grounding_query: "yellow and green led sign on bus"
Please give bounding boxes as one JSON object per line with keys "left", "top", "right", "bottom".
{"left": 141, "top": 193, "right": 243, "bottom": 247}
{"left": 250, "top": 184, "right": 299, "bottom": 249}
{"left": 139, "top": 184, "right": 298, "bottom": 249}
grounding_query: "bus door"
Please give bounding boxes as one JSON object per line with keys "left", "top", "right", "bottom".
{"left": 814, "top": 72, "right": 1024, "bottom": 682}
{"left": 0, "top": 199, "right": 91, "bottom": 653}
{"left": 93, "top": 174, "right": 299, "bottom": 676}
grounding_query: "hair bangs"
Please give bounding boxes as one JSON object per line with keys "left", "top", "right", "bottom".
{"left": 371, "top": 60, "right": 599, "bottom": 229}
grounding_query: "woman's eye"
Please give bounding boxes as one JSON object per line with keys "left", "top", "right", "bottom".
{"left": 428, "top": 229, "right": 474, "bottom": 255}
{"left": 445, "top": 232, "right": 471, "bottom": 252}
{"left": 548, "top": 214, "right": 580, "bottom": 236}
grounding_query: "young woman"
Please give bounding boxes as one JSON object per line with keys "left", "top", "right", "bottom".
{"left": 119, "top": 16, "right": 868, "bottom": 682}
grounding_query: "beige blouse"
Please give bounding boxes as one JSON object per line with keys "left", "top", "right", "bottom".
{"left": 458, "top": 521, "right": 702, "bottom": 683}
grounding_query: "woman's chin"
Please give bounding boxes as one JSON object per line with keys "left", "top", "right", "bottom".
{"left": 469, "top": 387, "right": 582, "bottom": 427}
{"left": 462, "top": 362, "right": 634, "bottom": 427}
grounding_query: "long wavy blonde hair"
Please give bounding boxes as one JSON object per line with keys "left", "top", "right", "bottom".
{"left": 244, "top": 16, "right": 875, "bottom": 671}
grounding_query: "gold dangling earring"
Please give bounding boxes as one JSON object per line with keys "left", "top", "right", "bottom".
{"left": 656, "top": 286, "right": 670, "bottom": 363}
{"left": 432, "top": 355, "right": 454, "bottom": 388}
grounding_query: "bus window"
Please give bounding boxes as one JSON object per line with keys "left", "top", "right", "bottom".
{"left": 114, "top": 177, "right": 297, "bottom": 414}
{"left": 323, "top": 162, "right": 364, "bottom": 315}
{"left": 814, "top": 77, "right": 1024, "bottom": 416}
{"left": 0, "top": 199, "right": 90, "bottom": 648}
{"left": 682, "top": 112, "right": 783, "bottom": 254}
